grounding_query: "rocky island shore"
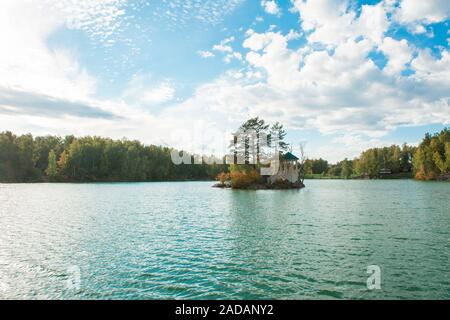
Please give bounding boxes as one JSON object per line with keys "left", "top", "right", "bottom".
{"left": 213, "top": 180, "right": 305, "bottom": 190}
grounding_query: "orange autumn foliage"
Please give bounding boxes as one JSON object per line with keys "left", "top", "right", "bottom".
{"left": 216, "top": 172, "right": 230, "bottom": 185}
{"left": 229, "top": 170, "right": 262, "bottom": 189}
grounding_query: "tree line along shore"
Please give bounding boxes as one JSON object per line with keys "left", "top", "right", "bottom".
{"left": 302, "top": 128, "right": 449, "bottom": 181}
{"left": 0, "top": 126, "right": 448, "bottom": 183}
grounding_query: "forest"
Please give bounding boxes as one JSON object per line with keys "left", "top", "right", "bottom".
{"left": 305, "top": 128, "right": 449, "bottom": 180}
{"left": 0, "top": 126, "right": 448, "bottom": 183}
{"left": 0, "top": 132, "right": 227, "bottom": 182}
{"left": 304, "top": 144, "right": 415, "bottom": 179}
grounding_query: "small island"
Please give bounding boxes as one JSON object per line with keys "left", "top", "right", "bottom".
{"left": 212, "top": 118, "right": 306, "bottom": 190}
{"left": 213, "top": 151, "right": 305, "bottom": 190}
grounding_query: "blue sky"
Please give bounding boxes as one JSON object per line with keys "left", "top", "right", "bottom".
{"left": 0, "top": 0, "right": 449, "bottom": 162}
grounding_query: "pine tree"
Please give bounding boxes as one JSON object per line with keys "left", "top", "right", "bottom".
{"left": 269, "top": 122, "right": 289, "bottom": 152}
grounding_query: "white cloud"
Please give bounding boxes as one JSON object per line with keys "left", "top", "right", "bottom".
{"left": 142, "top": 83, "right": 175, "bottom": 105}
{"left": 0, "top": 0, "right": 239, "bottom": 156}
{"left": 379, "top": 37, "right": 413, "bottom": 75}
{"left": 185, "top": 21, "right": 450, "bottom": 145}
{"left": 149, "top": 0, "right": 244, "bottom": 27}
{"left": 224, "top": 52, "right": 243, "bottom": 64}
{"left": 395, "top": 0, "right": 450, "bottom": 24}
{"left": 413, "top": 24, "right": 427, "bottom": 34}
{"left": 53, "top": 0, "right": 128, "bottom": 46}
{"left": 1, "top": 0, "right": 449, "bottom": 163}
{"left": 261, "top": 0, "right": 281, "bottom": 16}
{"left": 123, "top": 75, "right": 175, "bottom": 106}
{"left": 213, "top": 36, "right": 235, "bottom": 53}
{"left": 357, "top": 3, "right": 390, "bottom": 45}
{"left": 286, "top": 29, "right": 302, "bottom": 41}
{"left": 213, "top": 37, "right": 243, "bottom": 63}
{"left": 0, "top": 0, "right": 172, "bottom": 138}
{"left": 0, "top": 87, "right": 118, "bottom": 120}
{"left": 292, "top": 0, "right": 356, "bottom": 46}
{"left": 393, "top": 0, "right": 450, "bottom": 34}
{"left": 222, "top": 36, "right": 235, "bottom": 44}
{"left": 244, "top": 31, "right": 302, "bottom": 91}
{"left": 411, "top": 49, "right": 450, "bottom": 86}
{"left": 198, "top": 50, "right": 215, "bottom": 58}
{"left": 213, "top": 44, "right": 233, "bottom": 53}
{"left": 311, "top": 135, "right": 386, "bottom": 162}
{"left": 292, "top": 0, "right": 391, "bottom": 47}
{"left": 0, "top": 1, "right": 97, "bottom": 105}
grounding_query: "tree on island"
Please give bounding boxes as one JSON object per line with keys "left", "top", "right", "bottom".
{"left": 269, "top": 122, "right": 289, "bottom": 152}
{"left": 230, "top": 117, "right": 269, "bottom": 166}
{"left": 220, "top": 118, "right": 305, "bottom": 189}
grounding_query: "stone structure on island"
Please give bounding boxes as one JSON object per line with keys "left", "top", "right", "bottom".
{"left": 268, "top": 152, "right": 300, "bottom": 184}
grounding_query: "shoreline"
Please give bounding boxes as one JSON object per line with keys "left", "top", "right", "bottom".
{"left": 2, "top": 178, "right": 449, "bottom": 184}
{"left": 0, "top": 179, "right": 215, "bottom": 184}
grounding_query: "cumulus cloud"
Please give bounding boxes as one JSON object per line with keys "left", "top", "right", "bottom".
{"left": 411, "top": 49, "right": 450, "bottom": 85}
{"left": 357, "top": 2, "right": 390, "bottom": 45}
{"left": 390, "top": 0, "right": 450, "bottom": 34}
{"left": 261, "top": 0, "right": 281, "bottom": 16}
{"left": 292, "top": 0, "right": 357, "bottom": 46}
{"left": 243, "top": 31, "right": 303, "bottom": 90}
{"left": 157, "top": 0, "right": 449, "bottom": 160}
{"left": 292, "top": 0, "right": 390, "bottom": 47}
{"left": 1, "top": 0, "right": 449, "bottom": 162}
{"left": 379, "top": 37, "right": 413, "bottom": 75}
{"left": 0, "top": 1, "right": 156, "bottom": 133}
{"left": 394, "top": 0, "right": 450, "bottom": 25}
{"left": 213, "top": 37, "right": 243, "bottom": 63}
{"left": 213, "top": 44, "right": 233, "bottom": 53}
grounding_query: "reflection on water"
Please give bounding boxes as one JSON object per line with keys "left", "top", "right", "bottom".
{"left": 0, "top": 180, "right": 449, "bottom": 299}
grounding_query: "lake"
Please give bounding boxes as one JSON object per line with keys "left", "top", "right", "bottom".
{"left": 0, "top": 180, "right": 449, "bottom": 299}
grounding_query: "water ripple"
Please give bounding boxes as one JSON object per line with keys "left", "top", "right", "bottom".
{"left": 0, "top": 180, "right": 449, "bottom": 299}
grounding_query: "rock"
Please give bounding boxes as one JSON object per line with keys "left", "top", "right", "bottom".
{"left": 212, "top": 183, "right": 228, "bottom": 188}
{"left": 212, "top": 181, "right": 305, "bottom": 190}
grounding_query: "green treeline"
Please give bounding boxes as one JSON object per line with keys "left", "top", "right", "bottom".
{"left": 305, "top": 128, "right": 449, "bottom": 180}
{"left": 0, "top": 132, "right": 227, "bottom": 182}
{"left": 412, "top": 129, "right": 450, "bottom": 180}
{"left": 304, "top": 144, "right": 414, "bottom": 179}
{"left": 0, "top": 128, "right": 448, "bottom": 183}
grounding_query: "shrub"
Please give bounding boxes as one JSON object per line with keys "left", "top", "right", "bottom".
{"left": 230, "top": 169, "right": 262, "bottom": 189}
{"left": 415, "top": 169, "right": 426, "bottom": 180}
{"left": 415, "top": 169, "right": 439, "bottom": 180}
{"left": 216, "top": 172, "right": 230, "bottom": 185}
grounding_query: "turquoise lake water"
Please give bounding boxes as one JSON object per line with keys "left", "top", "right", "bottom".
{"left": 0, "top": 180, "right": 449, "bottom": 299}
